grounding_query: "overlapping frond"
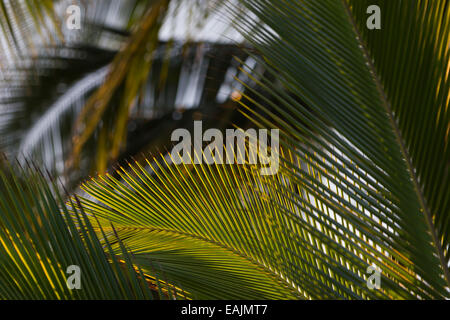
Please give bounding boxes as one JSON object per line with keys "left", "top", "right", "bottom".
{"left": 74, "top": 145, "right": 441, "bottom": 299}
{"left": 347, "top": 0, "right": 450, "bottom": 283}
{"left": 227, "top": 0, "right": 449, "bottom": 296}
{"left": 78, "top": 158, "right": 303, "bottom": 299}
{"left": 0, "top": 161, "right": 160, "bottom": 299}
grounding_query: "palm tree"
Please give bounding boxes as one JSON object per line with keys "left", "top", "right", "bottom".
{"left": 0, "top": 0, "right": 448, "bottom": 299}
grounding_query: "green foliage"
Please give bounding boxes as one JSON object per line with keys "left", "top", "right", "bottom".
{"left": 0, "top": 0, "right": 448, "bottom": 300}
{"left": 0, "top": 162, "right": 158, "bottom": 299}
{"left": 230, "top": 0, "right": 449, "bottom": 296}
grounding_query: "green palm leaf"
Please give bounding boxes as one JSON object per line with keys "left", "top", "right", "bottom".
{"left": 230, "top": 0, "right": 449, "bottom": 295}
{"left": 78, "top": 159, "right": 303, "bottom": 299}
{"left": 0, "top": 160, "right": 161, "bottom": 299}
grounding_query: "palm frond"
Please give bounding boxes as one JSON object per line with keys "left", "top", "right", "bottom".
{"left": 347, "top": 0, "right": 450, "bottom": 283}
{"left": 71, "top": 0, "right": 171, "bottom": 171}
{"left": 78, "top": 157, "right": 312, "bottom": 299}
{"left": 0, "top": 159, "right": 162, "bottom": 299}
{"left": 228, "top": 0, "right": 449, "bottom": 294}
{"left": 75, "top": 151, "right": 424, "bottom": 299}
